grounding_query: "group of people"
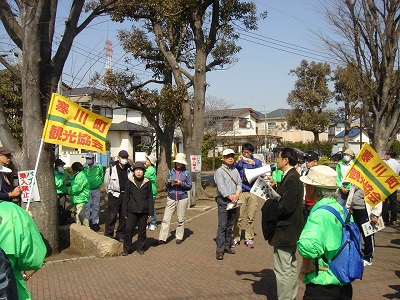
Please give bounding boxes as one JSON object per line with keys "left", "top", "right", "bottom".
{"left": 1, "top": 142, "right": 398, "bottom": 299}
{"left": 214, "top": 144, "right": 399, "bottom": 300}
{"left": 54, "top": 151, "right": 104, "bottom": 229}
{"left": 102, "top": 149, "right": 191, "bottom": 255}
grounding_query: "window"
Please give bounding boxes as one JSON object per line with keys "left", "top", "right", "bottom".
{"left": 100, "top": 107, "right": 113, "bottom": 119}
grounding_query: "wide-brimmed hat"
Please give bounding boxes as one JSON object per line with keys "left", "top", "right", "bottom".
{"left": 146, "top": 154, "right": 157, "bottom": 166}
{"left": 0, "top": 165, "right": 12, "bottom": 173}
{"left": 173, "top": 153, "right": 187, "bottom": 165}
{"left": 132, "top": 161, "right": 146, "bottom": 171}
{"left": 300, "top": 165, "right": 338, "bottom": 189}
{"left": 343, "top": 149, "right": 355, "bottom": 157}
{"left": 222, "top": 149, "right": 235, "bottom": 156}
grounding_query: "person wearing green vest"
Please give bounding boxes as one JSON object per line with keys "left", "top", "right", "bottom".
{"left": 54, "top": 158, "right": 73, "bottom": 207}
{"left": 145, "top": 154, "right": 158, "bottom": 230}
{"left": 270, "top": 162, "right": 283, "bottom": 188}
{"left": 67, "top": 162, "right": 90, "bottom": 227}
{"left": 0, "top": 200, "right": 46, "bottom": 300}
{"left": 83, "top": 152, "right": 104, "bottom": 232}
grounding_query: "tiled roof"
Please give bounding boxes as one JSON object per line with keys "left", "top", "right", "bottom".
{"left": 335, "top": 127, "right": 361, "bottom": 138}
{"left": 109, "top": 121, "right": 152, "bottom": 133}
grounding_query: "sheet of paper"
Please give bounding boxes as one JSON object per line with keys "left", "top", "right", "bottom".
{"left": 250, "top": 176, "right": 281, "bottom": 201}
{"left": 361, "top": 216, "right": 385, "bottom": 237}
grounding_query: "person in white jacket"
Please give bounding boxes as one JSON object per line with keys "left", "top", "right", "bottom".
{"left": 346, "top": 184, "right": 382, "bottom": 266}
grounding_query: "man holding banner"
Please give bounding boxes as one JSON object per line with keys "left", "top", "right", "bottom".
{"left": 382, "top": 149, "right": 400, "bottom": 226}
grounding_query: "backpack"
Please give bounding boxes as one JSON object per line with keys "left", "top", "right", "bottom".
{"left": 0, "top": 201, "right": 19, "bottom": 299}
{"left": 316, "top": 205, "right": 364, "bottom": 283}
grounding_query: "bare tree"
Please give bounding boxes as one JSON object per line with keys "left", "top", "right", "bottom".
{"left": 204, "top": 96, "right": 233, "bottom": 170}
{"left": 319, "top": 0, "right": 400, "bottom": 155}
{"left": 0, "top": 0, "right": 117, "bottom": 253}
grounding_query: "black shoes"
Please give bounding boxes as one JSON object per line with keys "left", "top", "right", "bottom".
{"left": 137, "top": 249, "right": 144, "bottom": 255}
{"left": 157, "top": 240, "right": 166, "bottom": 245}
{"left": 176, "top": 239, "right": 183, "bottom": 244}
{"left": 91, "top": 224, "right": 100, "bottom": 232}
{"left": 122, "top": 251, "right": 128, "bottom": 256}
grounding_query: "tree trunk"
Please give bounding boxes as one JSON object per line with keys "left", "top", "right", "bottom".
{"left": 156, "top": 125, "right": 174, "bottom": 191}
{"left": 313, "top": 132, "right": 320, "bottom": 150}
{"left": 19, "top": 3, "right": 58, "bottom": 254}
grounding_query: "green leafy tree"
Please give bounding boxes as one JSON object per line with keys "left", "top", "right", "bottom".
{"left": 107, "top": 0, "right": 260, "bottom": 199}
{"left": 333, "top": 64, "right": 363, "bottom": 150}
{"left": 320, "top": 0, "right": 400, "bottom": 156}
{"left": 93, "top": 69, "right": 181, "bottom": 189}
{"left": 286, "top": 60, "right": 335, "bottom": 151}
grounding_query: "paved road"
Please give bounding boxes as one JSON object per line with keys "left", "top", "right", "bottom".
{"left": 27, "top": 197, "right": 400, "bottom": 300}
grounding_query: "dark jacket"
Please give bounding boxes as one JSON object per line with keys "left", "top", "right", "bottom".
{"left": 122, "top": 177, "right": 153, "bottom": 217}
{"left": 261, "top": 199, "right": 279, "bottom": 241}
{"left": 269, "top": 167, "right": 304, "bottom": 247}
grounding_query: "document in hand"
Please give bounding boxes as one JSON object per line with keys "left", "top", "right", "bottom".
{"left": 250, "top": 177, "right": 281, "bottom": 201}
{"left": 226, "top": 202, "right": 243, "bottom": 210}
{"left": 361, "top": 216, "right": 385, "bottom": 237}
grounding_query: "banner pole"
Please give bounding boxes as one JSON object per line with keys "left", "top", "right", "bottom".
{"left": 25, "top": 138, "right": 44, "bottom": 211}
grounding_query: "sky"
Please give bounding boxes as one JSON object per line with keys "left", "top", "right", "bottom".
{"left": 0, "top": 1, "right": 331, "bottom": 113}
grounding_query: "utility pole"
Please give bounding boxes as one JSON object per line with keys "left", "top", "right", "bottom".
{"left": 264, "top": 105, "right": 268, "bottom": 153}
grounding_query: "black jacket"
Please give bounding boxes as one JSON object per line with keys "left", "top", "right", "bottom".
{"left": 122, "top": 177, "right": 153, "bottom": 217}
{"left": 268, "top": 168, "right": 304, "bottom": 247}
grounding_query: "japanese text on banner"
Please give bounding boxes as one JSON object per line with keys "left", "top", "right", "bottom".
{"left": 42, "top": 93, "right": 111, "bottom": 153}
{"left": 345, "top": 143, "right": 400, "bottom": 207}
{"left": 18, "top": 170, "right": 40, "bottom": 203}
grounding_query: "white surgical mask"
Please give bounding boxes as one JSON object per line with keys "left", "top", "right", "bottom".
{"left": 57, "top": 166, "right": 64, "bottom": 173}
{"left": 343, "top": 156, "right": 351, "bottom": 162}
{"left": 120, "top": 158, "right": 128, "bottom": 165}
{"left": 86, "top": 159, "right": 93, "bottom": 165}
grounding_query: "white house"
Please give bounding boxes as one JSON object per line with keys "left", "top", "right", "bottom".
{"left": 331, "top": 127, "right": 370, "bottom": 155}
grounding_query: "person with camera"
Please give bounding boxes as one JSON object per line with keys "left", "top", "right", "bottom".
{"left": 231, "top": 143, "right": 263, "bottom": 249}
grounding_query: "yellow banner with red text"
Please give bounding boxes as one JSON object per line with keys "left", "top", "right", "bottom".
{"left": 42, "top": 93, "right": 111, "bottom": 153}
{"left": 345, "top": 143, "right": 400, "bottom": 207}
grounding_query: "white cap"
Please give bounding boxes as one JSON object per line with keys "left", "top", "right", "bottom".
{"left": 86, "top": 152, "right": 95, "bottom": 159}
{"left": 222, "top": 149, "right": 235, "bottom": 156}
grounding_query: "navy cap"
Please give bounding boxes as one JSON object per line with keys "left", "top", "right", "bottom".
{"left": 118, "top": 150, "right": 129, "bottom": 157}
{"left": 305, "top": 151, "right": 319, "bottom": 162}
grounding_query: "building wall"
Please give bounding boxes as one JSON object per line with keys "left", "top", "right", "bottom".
{"left": 112, "top": 108, "right": 127, "bottom": 123}
{"left": 108, "top": 131, "right": 133, "bottom": 159}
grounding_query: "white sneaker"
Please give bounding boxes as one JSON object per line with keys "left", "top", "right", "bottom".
{"left": 149, "top": 224, "right": 157, "bottom": 231}
{"left": 364, "top": 259, "right": 372, "bottom": 266}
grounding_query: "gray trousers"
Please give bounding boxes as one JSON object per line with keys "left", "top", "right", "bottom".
{"left": 216, "top": 196, "right": 237, "bottom": 252}
{"left": 274, "top": 245, "right": 298, "bottom": 300}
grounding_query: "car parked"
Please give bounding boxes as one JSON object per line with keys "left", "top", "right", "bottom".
{"left": 330, "top": 151, "right": 344, "bottom": 162}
